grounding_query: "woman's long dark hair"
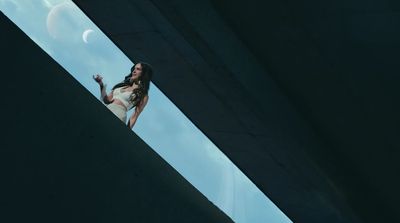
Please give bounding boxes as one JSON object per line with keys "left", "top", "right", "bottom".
{"left": 111, "top": 62, "right": 153, "bottom": 107}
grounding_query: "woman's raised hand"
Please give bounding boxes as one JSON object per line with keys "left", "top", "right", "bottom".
{"left": 93, "top": 74, "right": 103, "bottom": 85}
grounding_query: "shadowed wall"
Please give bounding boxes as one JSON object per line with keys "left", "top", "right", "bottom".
{"left": 71, "top": 0, "right": 400, "bottom": 222}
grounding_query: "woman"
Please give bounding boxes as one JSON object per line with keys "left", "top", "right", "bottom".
{"left": 93, "top": 62, "right": 153, "bottom": 128}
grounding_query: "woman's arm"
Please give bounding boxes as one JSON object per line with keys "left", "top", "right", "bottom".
{"left": 93, "top": 74, "right": 113, "bottom": 104}
{"left": 100, "top": 84, "right": 114, "bottom": 104}
{"left": 128, "top": 95, "right": 149, "bottom": 129}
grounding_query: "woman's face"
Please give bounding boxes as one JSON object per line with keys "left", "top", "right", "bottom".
{"left": 131, "top": 63, "right": 143, "bottom": 80}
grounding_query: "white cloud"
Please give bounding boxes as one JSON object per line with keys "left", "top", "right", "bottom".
{"left": 41, "top": 0, "right": 67, "bottom": 8}
{"left": 0, "top": 0, "right": 19, "bottom": 14}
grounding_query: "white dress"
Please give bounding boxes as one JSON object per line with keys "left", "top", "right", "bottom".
{"left": 106, "top": 87, "right": 134, "bottom": 123}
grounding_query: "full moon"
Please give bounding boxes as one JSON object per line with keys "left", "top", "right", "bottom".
{"left": 82, "top": 29, "right": 94, "bottom": 43}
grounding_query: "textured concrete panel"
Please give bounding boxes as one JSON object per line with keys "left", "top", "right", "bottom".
{"left": 71, "top": 0, "right": 366, "bottom": 222}
{"left": 72, "top": 0, "right": 400, "bottom": 222}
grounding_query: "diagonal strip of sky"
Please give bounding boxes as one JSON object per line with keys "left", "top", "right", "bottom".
{"left": 0, "top": 0, "right": 292, "bottom": 222}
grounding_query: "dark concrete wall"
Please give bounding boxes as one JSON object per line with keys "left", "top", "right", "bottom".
{"left": 0, "top": 12, "right": 232, "bottom": 223}
{"left": 211, "top": 1, "right": 400, "bottom": 222}
{"left": 71, "top": 0, "right": 364, "bottom": 222}
{"left": 57, "top": 0, "right": 400, "bottom": 222}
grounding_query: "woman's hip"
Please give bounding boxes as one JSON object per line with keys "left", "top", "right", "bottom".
{"left": 106, "top": 103, "right": 127, "bottom": 122}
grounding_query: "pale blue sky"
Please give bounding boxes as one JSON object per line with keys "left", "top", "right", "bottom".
{"left": 0, "top": 1, "right": 292, "bottom": 222}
